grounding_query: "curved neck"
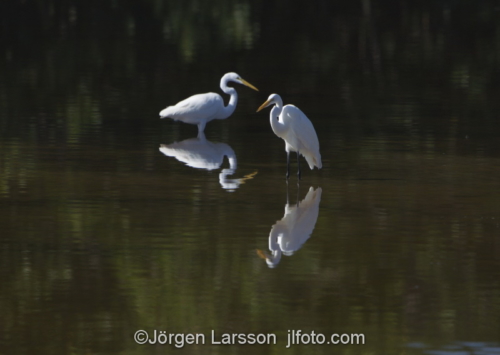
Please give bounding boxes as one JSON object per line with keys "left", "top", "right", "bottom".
{"left": 269, "top": 101, "right": 286, "bottom": 136}
{"left": 219, "top": 76, "right": 238, "bottom": 119}
{"left": 225, "top": 148, "right": 237, "bottom": 170}
{"left": 267, "top": 227, "right": 283, "bottom": 267}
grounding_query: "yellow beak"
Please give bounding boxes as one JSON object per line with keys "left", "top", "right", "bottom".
{"left": 239, "top": 171, "right": 258, "bottom": 184}
{"left": 240, "top": 78, "right": 259, "bottom": 92}
{"left": 256, "top": 249, "right": 269, "bottom": 260}
{"left": 256, "top": 99, "right": 272, "bottom": 112}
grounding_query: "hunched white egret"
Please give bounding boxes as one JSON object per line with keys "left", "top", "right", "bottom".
{"left": 257, "top": 93, "right": 322, "bottom": 179}
{"left": 159, "top": 132, "right": 257, "bottom": 191}
{"left": 159, "top": 72, "right": 258, "bottom": 134}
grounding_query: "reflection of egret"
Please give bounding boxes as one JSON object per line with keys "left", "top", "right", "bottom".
{"left": 219, "top": 169, "right": 258, "bottom": 190}
{"left": 160, "top": 72, "right": 258, "bottom": 134}
{"left": 159, "top": 132, "right": 257, "bottom": 190}
{"left": 257, "top": 186, "right": 322, "bottom": 268}
{"left": 257, "top": 94, "right": 322, "bottom": 179}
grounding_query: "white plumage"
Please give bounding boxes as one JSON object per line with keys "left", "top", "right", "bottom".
{"left": 159, "top": 132, "right": 236, "bottom": 170}
{"left": 160, "top": 72, "right": 258, "bottom": 134}
{"left": 257, "top": 186, "right": 322, "bottom": 268}
{"left": 280, "top": 105, "right": 322, "bottom": 169}
{"left": 257, "top": 93, "right": 322, "bottom": 179}
{"left": 159, "top": 132, "right": 257, "bottom": 191}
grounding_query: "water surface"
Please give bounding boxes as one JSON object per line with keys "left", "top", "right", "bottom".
{"left": 1, "top": 1, "right": 500, "bottom": 354}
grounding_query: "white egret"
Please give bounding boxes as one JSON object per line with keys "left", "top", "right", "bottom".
{"left": 257, "top": 186, "right": 322, "bottom": 268}
{"left": 159, "top": 132, "right": 237, "bottom": 170}
{"left": 257, "top": 94, "right": 322, "bottom": 179}
{"left": 159, "top": 72, "right": 259, "bottom": 134}
{"left": 159, "top": 132, "right": 257, "bottom": 191}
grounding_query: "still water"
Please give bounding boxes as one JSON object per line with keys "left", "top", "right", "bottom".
{"left": 1, "top": 1, "right": 500, "bottom": 354}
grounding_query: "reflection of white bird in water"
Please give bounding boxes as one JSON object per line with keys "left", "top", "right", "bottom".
{"left": 159, "top": 72, "right": 259, "bottom": 134}
{"left": 257, "top": 187, "right": 322, "bottom": 268}
{"left": 159, "top": 132, "right": 257, "bottom": 190}
{"left": 257, "top": 94, "right": 322, "bottom": 179}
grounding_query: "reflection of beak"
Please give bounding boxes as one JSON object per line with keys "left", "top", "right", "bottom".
{"left": 257, "top": 100, "right": 272, "bottom": 112}
{"left": 256, "top": 249, "right": 269, "bottom": 260}
{"left": 239, "top": 171, "right": 258, "bottom": 184}
{"left": 240, "top": 78, "right": 259, "bottom": 92}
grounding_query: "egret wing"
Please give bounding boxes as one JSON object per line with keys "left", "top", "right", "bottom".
{"left": 283, "top": 105, "right": 322, "bottom": 168}
{"left": 161, "top": 93, "right": 223, "bottom": 122}
{"left": 284, "top": 187, "right": 322, "bottom": 251}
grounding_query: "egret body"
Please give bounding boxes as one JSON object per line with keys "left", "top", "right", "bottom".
{"left": 159, "top": 132, "right": 257, "bottom": 191}
{"left": 257, "top": 93, "right": 322, "bottom": 179}
{"left": 160, "top": 72, "right": 258, "bottom": 134}
{"left": 257, "top": 186, "right": 322, "bottom": 268}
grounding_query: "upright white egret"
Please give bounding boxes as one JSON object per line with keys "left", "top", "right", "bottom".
{"left": 257, "top": 94, "right": 322, "bottom": 179}
{"left": 159, "top": 72, "right": 259, "bottom": 134}
{"left": 257, "top": 186, "right": 322, "bottom": 268}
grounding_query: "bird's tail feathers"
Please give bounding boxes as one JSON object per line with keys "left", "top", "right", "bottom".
{"left": 304, "top": 153, "right": 322, "bottom": 170}
{"left": 316, "top": 157, "right": 322, "bottom": 169}
{"left": 159, "top": 106, "right": 174, "bottom": 118}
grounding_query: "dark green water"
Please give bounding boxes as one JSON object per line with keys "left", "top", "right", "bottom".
{"left": 1, "top": 1, "right": 500, "bottom": 354}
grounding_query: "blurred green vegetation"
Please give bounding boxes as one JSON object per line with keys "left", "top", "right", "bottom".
{"left": 1, "top": 0, "right": 500, "bottom": 145}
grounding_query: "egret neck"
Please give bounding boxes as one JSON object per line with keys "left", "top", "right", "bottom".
{"left": 269, "top": 96, "right": 286, "bottom": 136}
{"left": 218, "top": 75, "right": 239, "bottom": 119}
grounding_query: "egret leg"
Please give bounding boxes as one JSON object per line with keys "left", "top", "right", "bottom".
{"left": 286, "top": 181, "right": 290, "bottom": 205}
{"left": 197, "top": 121, "right": 206, "bottom": 135}
{"left": 297, "top": 151, "right": 301, "bottom": 180}
{"left": 197, "top": 130, "right": 206, "bottom": 140}
{"left": 286, "top": 152, "right": 290, "bottom": 180}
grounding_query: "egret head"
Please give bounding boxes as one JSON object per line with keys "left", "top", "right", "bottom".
{"left": 222, "top": 72, "right": 259, "bottom": 91}
{"left": 257, "top": 93, "right": 283, "bottom": 112}
{"left": 256, "top": 249, "right": 281, "bottom": 268}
